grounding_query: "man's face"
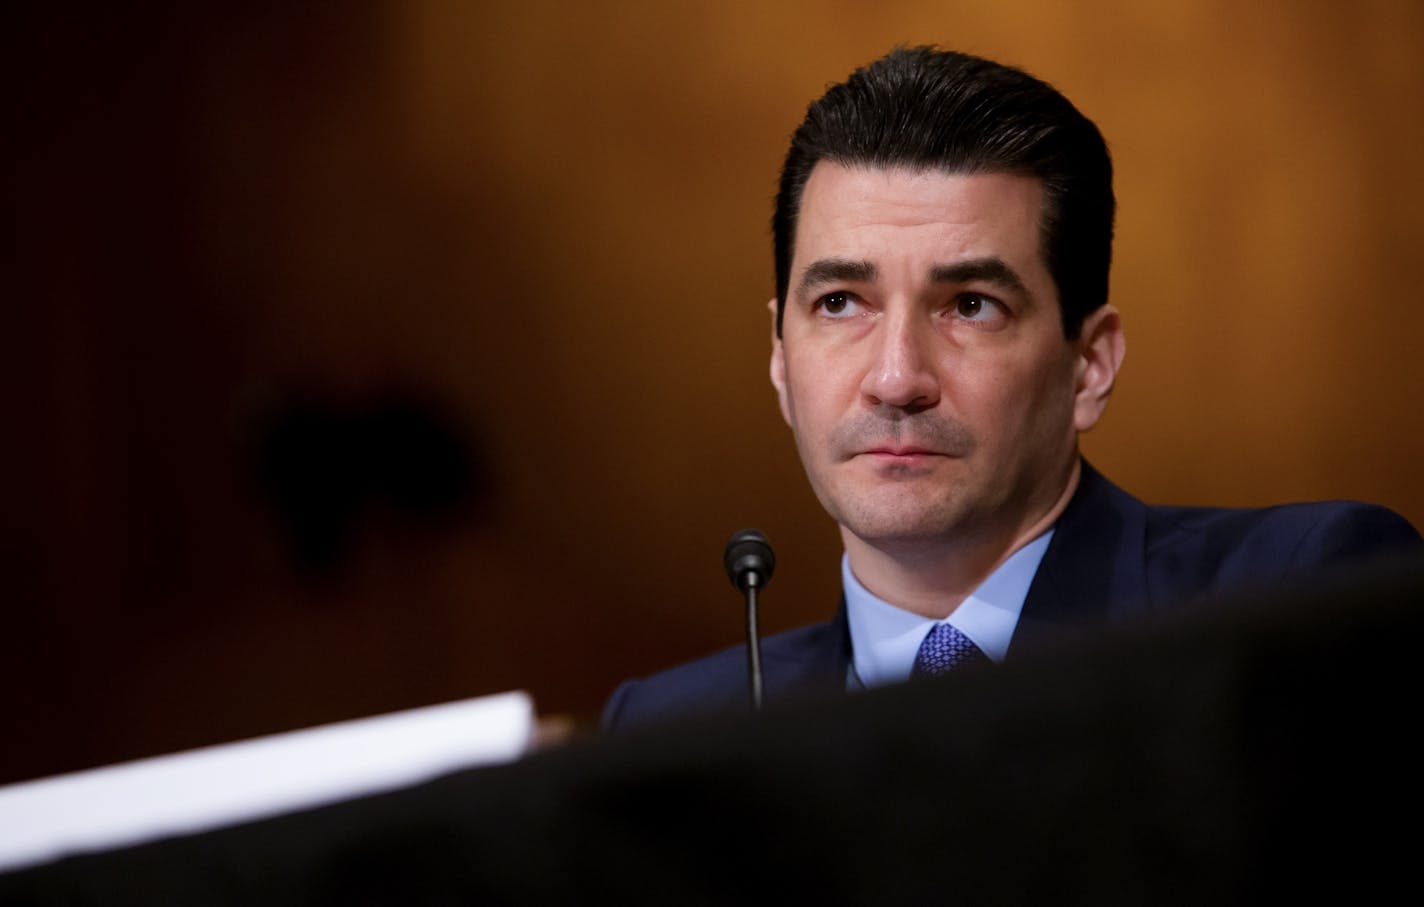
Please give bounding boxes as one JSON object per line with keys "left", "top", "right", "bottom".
{"left": 771, "top": 162, "right": 1115, "bottom": 554}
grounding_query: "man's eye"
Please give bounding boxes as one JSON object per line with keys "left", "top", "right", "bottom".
{"left": 816, "top": 292, "right": 859, "bottom": 317}
{"left": 953, "top": 293, "right": 1004, "bottom": 324}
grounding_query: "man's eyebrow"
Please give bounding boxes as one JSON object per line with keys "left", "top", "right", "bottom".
{"left": 796, "top": 258, "right": 878, "bottom": 296}
{"left": 930, "top": 257, "right": 1028, "bottom": 294}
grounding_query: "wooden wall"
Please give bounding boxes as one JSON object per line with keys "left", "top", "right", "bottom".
{"left": 6, "top": 1, "right": 1422, "bottom": 783}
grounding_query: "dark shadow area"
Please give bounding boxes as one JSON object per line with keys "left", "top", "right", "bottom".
{"left": 251, "top": 393, "right": 488, "bottom": 576}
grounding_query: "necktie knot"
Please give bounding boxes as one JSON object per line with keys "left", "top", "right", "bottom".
{"left": 911, "top": 623, "right": 989, "bottom": 679}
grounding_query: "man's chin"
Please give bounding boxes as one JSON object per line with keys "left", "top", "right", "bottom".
{"left": 825, "top": 477, "right": 1015, "bottom": 543}
{"left": 833, "top": 506, "right": 971, "bottom": 550}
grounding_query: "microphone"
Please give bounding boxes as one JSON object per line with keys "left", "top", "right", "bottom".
{"left": 724, "top": 529, "right": 775, "bottom": 710}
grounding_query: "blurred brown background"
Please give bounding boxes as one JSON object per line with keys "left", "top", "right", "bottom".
{"left": 5, "top": 1, "right": 1422, "bottom": 785}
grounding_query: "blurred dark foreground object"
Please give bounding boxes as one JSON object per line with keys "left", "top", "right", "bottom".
{"left": 4, "top": 552, "right": 1421, "bottom": 904}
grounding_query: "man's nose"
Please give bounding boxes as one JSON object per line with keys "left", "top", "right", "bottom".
{"left": 859, "top": 315, "right": 940, "bottom": 410}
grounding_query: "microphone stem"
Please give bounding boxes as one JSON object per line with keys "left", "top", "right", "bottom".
{"left": 745, "top": 577, "right": 764, "bottom": 711}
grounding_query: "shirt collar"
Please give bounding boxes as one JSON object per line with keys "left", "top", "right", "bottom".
{"left": 843, "top": 529, "right": 1054, "bottom": 689}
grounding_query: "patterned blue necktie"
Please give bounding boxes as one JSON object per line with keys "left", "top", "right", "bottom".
{"left": 910, "top": 623, "right": 990, "bottom": 678}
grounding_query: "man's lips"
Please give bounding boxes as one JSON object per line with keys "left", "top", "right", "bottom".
{"left": 830, "top": 415, "right": 977, "bottom": 461}
{"left": 864, "top": 446, "right": 942, "bottom": 456}
{"left": 856, "top": 445, "right": 950, "bottom": 463}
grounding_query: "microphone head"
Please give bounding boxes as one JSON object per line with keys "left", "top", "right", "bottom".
{"left": 724, "top": 528, "right": 775, "bottom": 593}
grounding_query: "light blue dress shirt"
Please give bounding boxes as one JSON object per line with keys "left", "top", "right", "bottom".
{"left": 843, "top": 529, "right": 1054, "bottom": 691}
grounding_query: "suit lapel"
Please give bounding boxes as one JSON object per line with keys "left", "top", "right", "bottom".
{"left": 764, "top": 601, "right": 852, "bottom": 700}
{"left": 1009, "top": 461, "right": 1150, "bottom": 658}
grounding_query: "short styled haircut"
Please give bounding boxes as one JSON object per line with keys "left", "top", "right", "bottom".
{"left": 773, "top": 46, "right": 1115, "bottom": 340}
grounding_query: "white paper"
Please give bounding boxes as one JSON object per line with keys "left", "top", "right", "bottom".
{"left": 0, "top": 690, "right": 534, "bottom": 873}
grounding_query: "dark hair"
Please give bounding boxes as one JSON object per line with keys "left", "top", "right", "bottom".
{"left": 773, "top": 46, "right": 1114, "bottom": 339}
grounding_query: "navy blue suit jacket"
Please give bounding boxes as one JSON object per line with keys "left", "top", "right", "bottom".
{"left": 602, "top": 462, "right": 1421, "bottom": 733}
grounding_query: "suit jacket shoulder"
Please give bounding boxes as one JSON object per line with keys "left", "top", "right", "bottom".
{"left": 1011, "top": 462, "right": 1421, "bottom": 655}
{"left": 1141, "top": 496, "right": 1421, "bottom": 605}
{"left": 601, "top": 610, "right": 850, "bottom": 734}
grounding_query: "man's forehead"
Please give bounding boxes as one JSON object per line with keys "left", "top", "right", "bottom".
{"left": 791, "top": 162, "right": 1049, "bottom": 280}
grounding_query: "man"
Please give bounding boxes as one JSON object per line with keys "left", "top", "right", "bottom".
{"left": 602, "top": 47, "right": 1420, "bottom": 732}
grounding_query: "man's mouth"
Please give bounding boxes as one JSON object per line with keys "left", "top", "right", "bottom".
{"left": 865, "top": 445, "right": 941, "bottom": 457}
{"left": 858, "top": 445, "right": 948, "bottom": 465}
{"left": 830, "top": 415, "right": 977, "bottom": 463}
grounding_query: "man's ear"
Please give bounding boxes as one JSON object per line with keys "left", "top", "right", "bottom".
{"left": 768, "top": 298, "right": 792, "bottom": 425}
{"left": 1073, "top": 304, "right": 1125, "bottom": 432}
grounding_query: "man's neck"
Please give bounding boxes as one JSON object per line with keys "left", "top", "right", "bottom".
{"left": 843, "top": 459, "right": 1081, "bottom": 620}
